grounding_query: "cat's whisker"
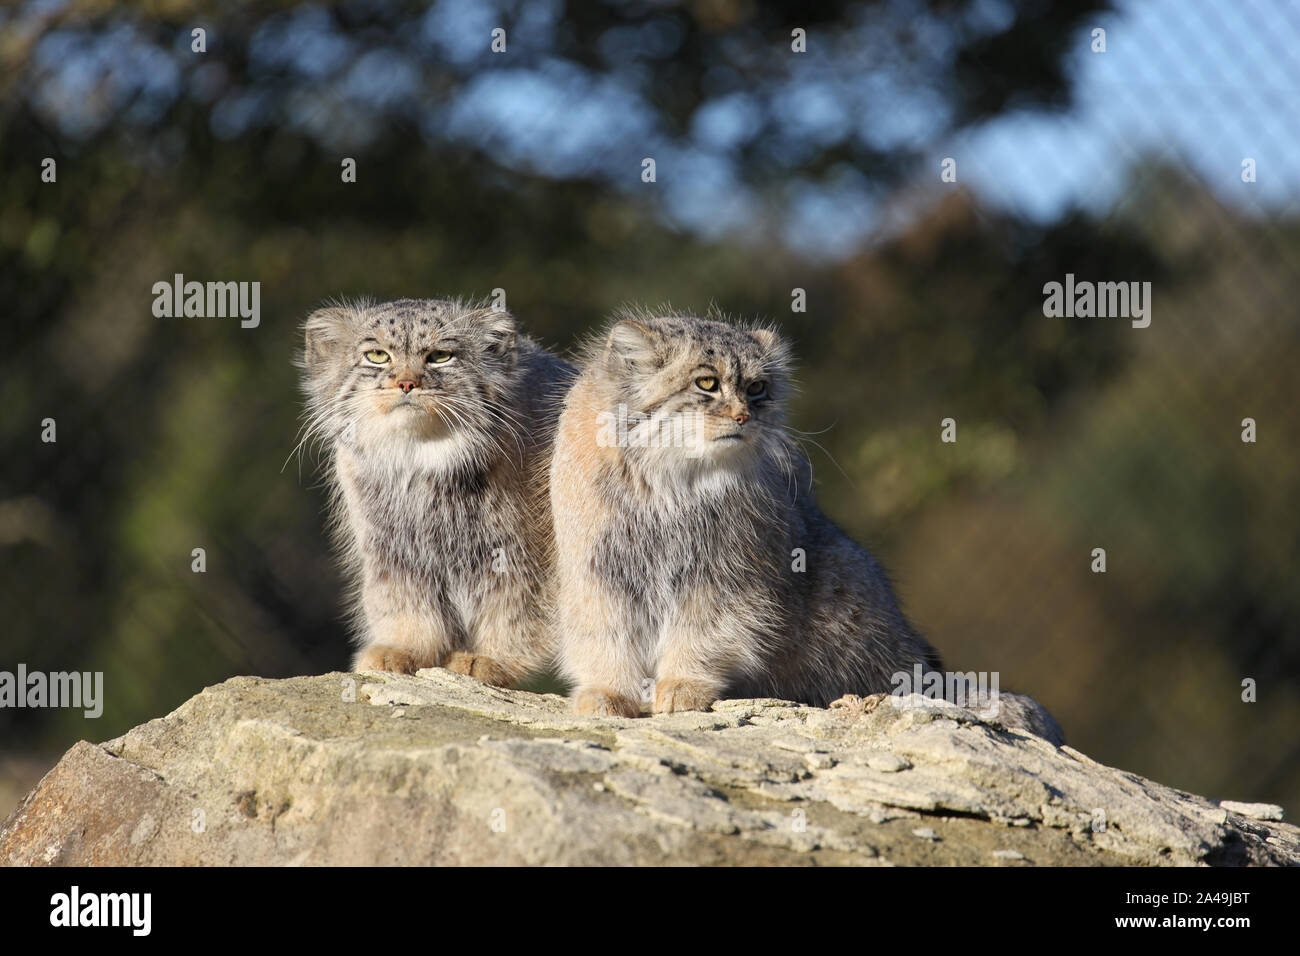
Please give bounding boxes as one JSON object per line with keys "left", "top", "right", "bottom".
{"left": 785, "top": 431, "right": 856, "bottom": 494}
{"left": 469, "top": 395, "right": 529, "bottom": 451}
{"left": 786, "top": 421, "right": 837, "bottom": 438}
{"left": 435, "top": 394, "right": 527, "bottom": 468}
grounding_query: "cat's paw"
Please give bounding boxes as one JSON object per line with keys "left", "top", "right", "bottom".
{"left": 354, "top": 644, "right": 424, "bottom": 674}
{"left": 443, "top": 652, "right": 513, "bottom": 687}
{"left": 573, "top": 687, "right": 642, "bottom": 718}
{"left": 653, "top": 678, "right": 717, "bottom": 714}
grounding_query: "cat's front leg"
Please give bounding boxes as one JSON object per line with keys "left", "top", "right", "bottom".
{"left": 653, "top": 592, "right": 761, "bottom": 714}
{"left": 652, "top": 676, "right": 721, "bottom": 713}
{"left": 355, "top": 637, "right": 434, "bottom": 674}
{"left": 355, "top": 613, "right": 453, "bottom": 673}
{"left": 448, "top": 568, "right": 553, "bottom": 687}
{"left": 354, "top": 567, "right": 454, "bottom": 674}
{"left": 558, "top": 583, "right": 645, "bottom": 717}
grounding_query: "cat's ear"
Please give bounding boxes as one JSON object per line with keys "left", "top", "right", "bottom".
{"left": 606, "top": 320, "right": 661, "bottom": 369}
{"left": 303, "top": 307, "right": 353, "bottom": 373}
{"left": 478, "top": 310, "right": 517, "bottom": 356}
{"left": 750, "top": 326, "right": 783, "bottom": 353}
{"left": 750, "top": 326, "right": 792, "bottom": 365}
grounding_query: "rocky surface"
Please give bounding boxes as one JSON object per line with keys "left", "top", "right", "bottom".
{"left": 2, "top": 669, "right": 1296, "bottom": 866}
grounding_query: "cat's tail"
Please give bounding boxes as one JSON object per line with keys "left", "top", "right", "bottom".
{"left": 952, "top": 681, "right": 1067, "bottom": 746}
{"left": 910, "top": 643, "right": 1064, "bottom": 745}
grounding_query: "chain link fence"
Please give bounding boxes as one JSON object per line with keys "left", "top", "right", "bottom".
{"left": 1, "top": 0, "right": 1297, "bottom": 817}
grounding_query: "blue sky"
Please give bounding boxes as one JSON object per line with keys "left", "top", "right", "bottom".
{"left": 779, "top": 0, "right": 1300, "bottom": 256}
{"left": 952, "top": 0, "right": 1300, "bottom": 224}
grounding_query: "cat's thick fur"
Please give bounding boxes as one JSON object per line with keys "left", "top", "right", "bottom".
{"left": 551, "top": 310, "right": 1063, "bottom": 744}
{"left": 301, "top": 298, "right": 571, "bottom": 683}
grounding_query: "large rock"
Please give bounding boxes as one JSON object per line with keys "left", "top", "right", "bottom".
{"left": 2, "top": 670, "right": 1296, "bottom": 865}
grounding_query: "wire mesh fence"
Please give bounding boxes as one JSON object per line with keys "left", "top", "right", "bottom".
{"left": 0, "top": 0, "right": 1297, "bottom": 817}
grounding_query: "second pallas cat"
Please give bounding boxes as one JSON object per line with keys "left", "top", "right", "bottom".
{"left": 550, "top": 309, "right": 1063, "bottom": 743}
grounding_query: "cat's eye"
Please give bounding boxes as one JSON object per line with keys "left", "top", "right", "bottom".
{"left": 427, "top": 350, "right": 454, "bottom": 365}
{"left": 746, "top": 381, "right": 767, "bottom": 397}
{"left": 695, "top": 376, "right": 719, "bottom": 393}
{"left": 363, "top": 349, "right": 390, "bottom": 364}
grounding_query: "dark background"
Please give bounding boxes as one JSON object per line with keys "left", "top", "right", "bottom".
{"left": 2, "top": 0, "right": 1298, "bottom": 820}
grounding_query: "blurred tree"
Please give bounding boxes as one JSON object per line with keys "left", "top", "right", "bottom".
{"left": 0, "top": 0, "right": 1111, "bottom": 739}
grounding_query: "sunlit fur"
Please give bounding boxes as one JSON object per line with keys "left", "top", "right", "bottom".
{"left": 300, "top": 297, "right": 572, "bottom": 683}
{"left": 552, "top": 308, "right": 1063, "bottom": 741}
{"left": 548, "top": 308, "right": 933, "bottom": 714}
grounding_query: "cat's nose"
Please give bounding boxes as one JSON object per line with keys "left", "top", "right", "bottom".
{"left": 396, "top": 379, "right": 417, "bottom": 394}
{"left": 732, "top": 410, "right": 750, "bottom": 425}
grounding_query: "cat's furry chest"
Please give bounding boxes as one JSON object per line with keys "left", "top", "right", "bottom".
{"left": 344, "top": 454, "right": 525, "bottom": 579}
{"left": 592, "top": 475, "right": 790, "bottom": 606}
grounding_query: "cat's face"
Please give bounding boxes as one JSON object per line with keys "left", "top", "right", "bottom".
{"left": 301, "top": 299, "right": 518, "bottom": 465}
{"left": 593, "top": 314, "right": 793, "bottom": 476}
